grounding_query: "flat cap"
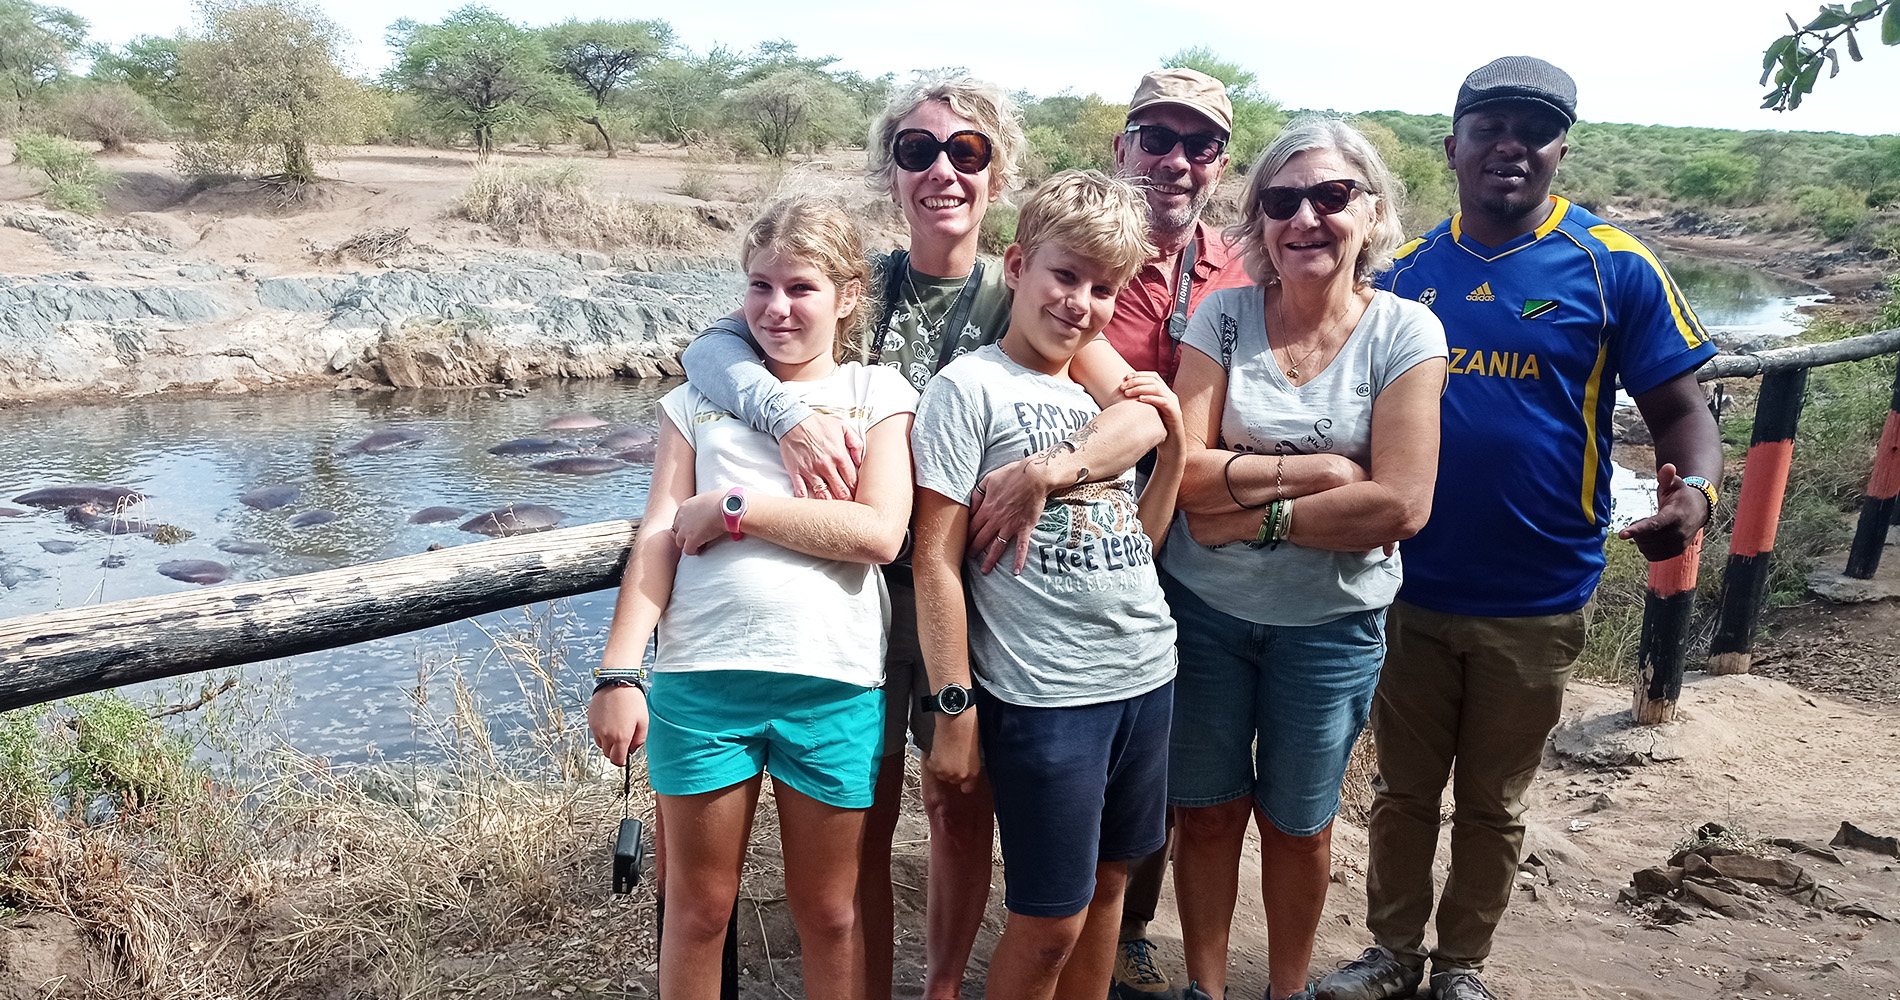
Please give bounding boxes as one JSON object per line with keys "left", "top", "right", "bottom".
{"left": 1455, "top": 56, "right": 1577, "bottom": 125}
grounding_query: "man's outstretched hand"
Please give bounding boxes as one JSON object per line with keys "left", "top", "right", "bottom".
{"left": 1618, "top": 462, "right": 1711, "bottom": 562}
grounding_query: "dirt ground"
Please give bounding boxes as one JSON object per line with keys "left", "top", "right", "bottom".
{"left": 6, "top": 141, "right": 1900, "bottom": 999}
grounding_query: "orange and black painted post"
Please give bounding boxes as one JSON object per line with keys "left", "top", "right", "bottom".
{"left": 1634, "top": 530, "right": 1702, "bottom": 723}
{"left": 1709, "top": 368, "right": 1808, "bottom": 675}
{"left": 1845, "top": 364, "right": 1900, "bottom": 579}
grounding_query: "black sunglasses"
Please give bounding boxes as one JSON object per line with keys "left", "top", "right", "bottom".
{"left": 892, "top": 128, "right": 994, "bottom": 175}
{"left": 1261, "top": 179, "right": 1365, "bottom": 221}
{"left": 1124, "top": 123, "right": 1227, "bottom": 165}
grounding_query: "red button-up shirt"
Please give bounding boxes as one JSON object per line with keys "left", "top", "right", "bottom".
{"left": 1102, "top": 221, "right": 1252, "bottom": 383}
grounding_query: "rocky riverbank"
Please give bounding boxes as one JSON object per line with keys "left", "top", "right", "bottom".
{"left": 0, "top": 208, "right": 742, "bottom": 403}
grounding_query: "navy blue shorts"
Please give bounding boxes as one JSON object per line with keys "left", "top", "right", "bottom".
{"left": 978, "top": 682, "right": 1173, "bottom": 919}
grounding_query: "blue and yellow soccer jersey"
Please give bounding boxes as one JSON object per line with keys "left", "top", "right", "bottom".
{"left": 1379, "top": 197, "right": 1717, "bottom": 617}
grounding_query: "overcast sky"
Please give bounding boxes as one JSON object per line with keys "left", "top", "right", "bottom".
{"left": 68, "top": 0, "right": 1900, "bottom": 136}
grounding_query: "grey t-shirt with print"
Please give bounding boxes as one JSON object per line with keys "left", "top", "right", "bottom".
{"left": 911, "top": 344, "right": 1177, "bottom": 708}
{"left": 1159, "top": 288, "right": 1447, "bottom": 626}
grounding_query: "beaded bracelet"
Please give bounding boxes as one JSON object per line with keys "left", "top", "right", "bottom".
{"left": 593, "top": 666, "right": 650, "bottom": 696}
{"left": 1248, "top": 500, "right": 1280, "bottom": 549}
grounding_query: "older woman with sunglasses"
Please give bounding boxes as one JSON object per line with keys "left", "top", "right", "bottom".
{"left": 673, "top": 73, "right": 1162, "bottom": 1000}
{"left": 1159, "top": 115, "right": 1447, "bottom": 1000}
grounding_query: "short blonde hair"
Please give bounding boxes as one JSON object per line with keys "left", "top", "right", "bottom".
{"left": 1228, "top": 114, "right": 1407, "bottom": 288}
{"left": 865, "top": 73, "right": 1026, "bottom": 197}
{"left": 1013, "top": 170, "right": 1154, "bottom": 288}
{"left": 741, "top": 196, "right": 875, "bottom": 362}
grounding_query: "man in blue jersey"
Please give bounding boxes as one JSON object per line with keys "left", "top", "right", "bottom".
{"left": 1317, "top": 57, "right": 1721, "bottom": 1000}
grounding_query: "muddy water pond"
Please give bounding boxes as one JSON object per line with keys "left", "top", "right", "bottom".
{"left": 0, "top": 379, "right": 669, "bottom": 760}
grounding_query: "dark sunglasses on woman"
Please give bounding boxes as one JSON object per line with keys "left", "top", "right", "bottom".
{"left": 892, "top": 129, "right": 994, "bottom": 174}
{"left": 1123, "top": 123, "right": 1227, "bottom": 165}
{"left": 1261, "top": 179, "right": 1364, "bottom": 221}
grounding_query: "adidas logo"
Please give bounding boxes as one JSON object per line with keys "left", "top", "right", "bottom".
{"left": 1466, "top": 282, "right": 1495, "bottom": 302}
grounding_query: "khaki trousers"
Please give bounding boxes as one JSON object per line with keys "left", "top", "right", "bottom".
{"left": 1364, "top": 599, "right": 1584, "bottom": 971}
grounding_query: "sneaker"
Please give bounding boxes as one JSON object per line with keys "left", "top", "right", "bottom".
{"left": 1429, "top": 968, "right": 1496, "bottom": 1000}
{"left": 1110, "top": 937, "right": 1175, "bottom": 1000}
{"left": 1314, "top": 946, "right": 1424, "bottom": 1000}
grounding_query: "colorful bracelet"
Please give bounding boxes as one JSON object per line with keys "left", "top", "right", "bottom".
{"left": 1273, "top": 496, "right": 1295, "bottom": 546}
{"left": 1248, "top": 500, "right": 1280, "bottom": 549}
{"left": 1680, "top": 475, "right": 1719, "bottom": 512}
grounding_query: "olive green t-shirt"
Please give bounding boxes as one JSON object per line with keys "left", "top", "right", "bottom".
{"left": 868, "top": 251, "right": 1013, "bottom": 391}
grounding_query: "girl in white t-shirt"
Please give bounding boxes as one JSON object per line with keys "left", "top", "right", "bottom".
{"left": 588, "top": 196, "right": 919, "bottom": 1000}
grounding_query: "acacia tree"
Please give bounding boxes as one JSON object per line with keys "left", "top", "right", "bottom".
{"left": 630, "top": 46, "right": 741, "bottom": 144}
{"left": 88, "top": 34, "right": 186, "bottom": 121}
{"left": 730, "top": 67, "right": 857, "bottom": 158}
{"left": 175, "top": 0, "right": 373, "bottom": 183}
{"left": 0, "top": 0, "right": 86, "bottom": 122}
{"left": 542, "top": 18, "right": 670, "bottom": 156}
{"left": 387, "top": 5, "right": 582, "bottom": 159}
{"left": 1762, "top": 1, "right": 1898, "bottom": 110}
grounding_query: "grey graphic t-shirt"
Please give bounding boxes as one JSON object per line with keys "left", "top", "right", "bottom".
{"left": 911, "top": 344, "right": 1177, "bottom": 708}
{"left": 1160, "top": 288, "right": 1448, "bottom": 626}
{"left": 869, "top": 252, "right": 1013, "bottom": 391}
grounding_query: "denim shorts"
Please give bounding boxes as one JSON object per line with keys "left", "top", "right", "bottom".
{"left": 978, "top": 682, "right": 1172, "bottom": 919}
{"left": 1161, "top": 569, "right": 1386, "bottom": 836}
{"left": 647, "top": 669, "right": 885, "bottom": 809}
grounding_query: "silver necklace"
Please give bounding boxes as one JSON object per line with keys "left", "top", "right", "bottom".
{"left": 905, "top": 267, "right": 973, "bottom": 337}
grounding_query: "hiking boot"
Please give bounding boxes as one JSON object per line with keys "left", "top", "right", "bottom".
{"left": 1314, "top": 946, "right": 1424, "bottom": 1000}
{"left": 1110, "top": 937, "right": 1175, "bottom": 1000}
{"left": 1429, "top": 968, "right": 1496, "bottom": 1000}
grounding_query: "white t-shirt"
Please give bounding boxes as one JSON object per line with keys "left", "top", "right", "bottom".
{"left": 1159, "top": 288, "right": 1447, "bottom": 626}
{"left": 654, "top": 361, "right": 919, "bottom": 688}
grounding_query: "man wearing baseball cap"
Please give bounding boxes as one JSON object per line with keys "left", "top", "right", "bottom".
{"left": 1105, "top": 65, "right": 1255, "bottom": 1000}
{"left": 1317, "top": 57, "right": 1720, "bottom": 1000}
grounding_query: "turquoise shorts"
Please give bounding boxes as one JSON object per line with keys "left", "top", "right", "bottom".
{"left": 647, "top": 669, "right": 886, "bottom": 809}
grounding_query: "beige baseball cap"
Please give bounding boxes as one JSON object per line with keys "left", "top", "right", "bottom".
{"left": 1127, "top": 68, "right": 1233, "bottom": 135}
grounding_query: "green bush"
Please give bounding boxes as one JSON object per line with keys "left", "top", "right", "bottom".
{"left": 978, "top": 198, "right": 1018, "bottom": 257}
{"left": 1669, "top": 151, "right": 1758, "bottom": 205}
{"left": 11, "top": 130, "right": 108, "bottom": 214}
{"left": 1793, "top": 184, "right": 1868, "bottom": 240}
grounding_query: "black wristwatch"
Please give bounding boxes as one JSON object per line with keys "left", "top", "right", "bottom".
{"left": 918, "top": 682, "right": 972, "bottom": 716}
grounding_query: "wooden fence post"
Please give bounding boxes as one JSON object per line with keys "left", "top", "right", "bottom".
{"left": 1633, "top": 530, "right": 1702, "bottom": 724}
{"left": 1846, "top": 363, "right": 1900, "bottom": 579}
{"left": 1709, "top": 369, "right": 1808, "bottom": 675}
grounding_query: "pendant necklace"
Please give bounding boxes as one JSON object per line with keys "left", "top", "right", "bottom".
{"left": 906, "top": 267, "right": 973, "bottom": 342}
{"left": 1272, "top": 296, "right": 1335, "bottom": 384}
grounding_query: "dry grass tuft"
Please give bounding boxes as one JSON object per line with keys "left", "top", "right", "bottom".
{"left": 0, "top": 605, "right": 664, "bottom": 998}
{"left": 461, "top": 160, "right": 718, "bottom": 252}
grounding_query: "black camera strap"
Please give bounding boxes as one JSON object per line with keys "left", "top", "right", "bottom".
{"left": 622, "top": 757, "right": 633, "bottom": 817}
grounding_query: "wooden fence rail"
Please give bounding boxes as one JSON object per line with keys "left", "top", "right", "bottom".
{"left": 0, "top": 519, "right": 639, "bottom": 713}
{"left": 1634, "top": 325, "right": 1900, "bottom": 723}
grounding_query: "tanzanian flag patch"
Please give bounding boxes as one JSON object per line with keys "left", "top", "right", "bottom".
{"left": 1521, "top": 299, "right": 1559, "bottom": 320}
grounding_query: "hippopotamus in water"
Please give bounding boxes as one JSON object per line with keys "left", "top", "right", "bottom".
{"left": 239, "top": 485, "right": 300, "bottom": 510}
{"left": 0, "top": 507, "right": 25, "bottom": 517}
{"left": 39, "top": 540, "right": 78, "bottom": 554}
{"left": 545, "top": 412, "right": 609, "bottom": 431}
{"left": 531, "top": 456, "right": 628, "bottom": 476}
{"left": 487, "top": 438, "right": 573, "bottom": 456}
{"left": 409, "top": 506, "right": 469, "bottom": 524}
{"left": 459, "top": 504, "right": 564, "bottom": 537}
{"left": 14, "top": 484, "right": 146, "bottom": 509}
{"left": 157, "top": 559, "right": 230, "bottom": 585}
{"left": 287, "top": 510, "right": 338, "bottom": 528}
{"left": 344, "top": 428, "right": 425, "bottom": 455}
{"left": 217, "top": 540, "right": 271, "bottom": 555}
{"left": 66, "top": 503, "right": 161, "bottom": 535}
{"left": 613, "top": 444, "right": 657, "bottom": 463}
{"left": 597, "top": 426, "right": 657, "bottom": 451}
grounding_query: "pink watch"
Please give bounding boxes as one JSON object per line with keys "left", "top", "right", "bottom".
{"left": 721, "top": 486, "right": 747, "bottom": 540}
